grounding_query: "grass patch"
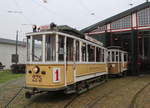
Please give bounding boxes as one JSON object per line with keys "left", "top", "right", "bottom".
{"left": 0, "top": 70, "right": 24, "bottom": 84}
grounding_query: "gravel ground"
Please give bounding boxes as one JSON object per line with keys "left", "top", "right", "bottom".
{"left": 0, "top": 75, "right": 150, "bottom": 108}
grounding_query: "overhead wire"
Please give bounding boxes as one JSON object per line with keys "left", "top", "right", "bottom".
{"left": 77, "top": 0, "right": 96, "bottom": 16}
{"left": 31, "top": 0, "right": 73, "bottom": 24}
{"left": 13, "top": 0, "right": 33, "bottom": 24}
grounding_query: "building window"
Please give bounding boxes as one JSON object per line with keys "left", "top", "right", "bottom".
{"left": 111, "top": 15, "right": 131, "bottom": 29}
{"left": 137, "top": 7, "right": 150, "bottom": 26}
{"left": 92, "top": 25, "right": 107, "bottom": 32}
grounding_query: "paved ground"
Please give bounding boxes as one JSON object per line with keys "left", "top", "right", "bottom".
{"left": 0, "top": 75, "right": 150, "bottom": 108}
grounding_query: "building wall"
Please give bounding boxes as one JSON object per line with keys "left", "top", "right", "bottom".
{"left": 0, "top": 43, "right": 27, "bottom": 69}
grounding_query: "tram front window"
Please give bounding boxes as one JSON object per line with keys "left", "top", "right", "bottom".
{"left": 45, "top": 35, "right": 56, "bottom": 61}
{"left": 32, "top": 35, "right": 43, "bottom": 62}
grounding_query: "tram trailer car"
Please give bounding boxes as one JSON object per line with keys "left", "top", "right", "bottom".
{"left": 25, "top": 24, "right": 128, "bottom": 98}
{"left": 108, "top": 46, "right": 128, "bottom": 77}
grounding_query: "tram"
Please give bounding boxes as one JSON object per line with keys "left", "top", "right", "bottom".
{"left": 108, "top": 46, "right": 128, "bottom": 76}
{"left": 25, "top": 24, "right": 108, "bottom": 98}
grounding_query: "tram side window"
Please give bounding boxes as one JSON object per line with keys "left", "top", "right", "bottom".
{"left": 108, "top": 51, "right": 111, "bottom": 62}
{"left": 88, "top": 45, "right": 95, "bottom": 62}
{"left": 27, "top": 36, "right": 30, "bottom": 61}
{"left": 82, "top": 43, "right": 87, "bottom": 62}
{"left": 76, "top": 40, "right": 80, "bottom": 61}
{"left": 124, "top": 54, "right": 128, "bottom": 62}
{"left": 67, "top": 37, "right": 74, "bottom": 61}
{"left": 119, "top": 52, "right": 122, "bottom": 62}
{"left": 58, "top": 36, "right": 65, "bottom": 61}
{"left": 45, "top": 35, "right": 56, "bottom": 61}
{"left": 96, "top": 47, "right": 100, "bottom": 62}
{"left": 100, "top": 49, "right": 104, "bottom": 62}
{"left": 112, "top": 51, "right": 115, "bottom": 62}
{"left": 32, "top": 35, "right": 43, "bottom": 61}
{"left": 116, "top": 52, "right": 118, "bottom": 61}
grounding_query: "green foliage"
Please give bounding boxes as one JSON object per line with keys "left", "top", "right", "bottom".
{"left": 0, "top": 70, "right": 24, "bottom": 84}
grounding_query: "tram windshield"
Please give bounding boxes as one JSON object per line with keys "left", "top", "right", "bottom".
{"left": 45, "top": 34, "right": 56, "bottom": 61}
{"left": 32, "top": 35, "right": 43, "bottom": 61}
{"left": 27, "top": 34, "right": 58, "bottom": 62}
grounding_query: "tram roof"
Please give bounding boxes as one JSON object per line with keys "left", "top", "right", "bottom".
{"left": 36, "top": 25, "right": 85, "bottom": 39}
{"left": 81, "top": 2, "right": 150, "bottom": 33}
{"left": 56, "top": 25, "right": 85, "bottom": 39}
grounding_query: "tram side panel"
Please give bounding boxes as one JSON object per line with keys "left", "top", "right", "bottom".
{"left": 108, "top": 63, "right": 122, "bottom": 74}
{"left": 76, "top": 64, "right": 107, "bottom": 77}
{"left": 26, "top": 63, "right": 107, "bottom": 89}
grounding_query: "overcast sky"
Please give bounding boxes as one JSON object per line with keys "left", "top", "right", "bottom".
{"left": 0, "top": 0, "right": 147, "bottom": 40}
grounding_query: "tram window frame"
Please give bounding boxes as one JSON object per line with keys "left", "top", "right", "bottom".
{"left": 88, "top": 44, "right": 95, "bottom": 62}
{"left": 124, "top": 53, "right": 128, "bottom": 62}
{"left": 32, "top": 35, "right": 43, "bottom": 62}
{"left": 66, "top": 37, "right": 74, "bottom": 61}
{"left": 108, "top": 51, "right": 111, "bottom": 62}
{"left": 58, "top": 35, "right": 65, "bottom": 61}
{"left": 119, "top": 52, "right": 122, "bottom": 62}
{"left": 82, "top": 42, "right": 87, "bottom": 62}
{"left": 45, "top": 34, "right": 56, "bottom": 61}
{"left": 96, "top": 47, "right": 101, "bottom": 62}
{"left": 116, "top": 51, "right": 119, "bottom": 62}
{"left": 27, "top": 36, "right": 30, "bottom": 61}
{"left": 75, "top": 40, "right": 80, "bottom": 62}
{"left": 112, "top": 51, "right": 115, "bottom": 62}
{"left": 100, "top": 49, "right": 105, "bottom": 62}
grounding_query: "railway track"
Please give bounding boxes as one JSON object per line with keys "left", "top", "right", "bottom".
{"left": 83, "top": 77, "right": 140, "bottom": 108}
{"left": 4, "top": 87, "right": 24, "bottom": 108}
{"left": 63, "top": 94, "right": 79, "bottom": 108}
{"left": 129, "top": 82, "right": 150, "bottom": 108}
{"left": 2, "top": 76, "right": 150, "bottom": 108}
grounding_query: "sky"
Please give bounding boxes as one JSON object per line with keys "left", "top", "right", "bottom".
{"left": 0, "top": 0, "right": 147, "bottom": 41}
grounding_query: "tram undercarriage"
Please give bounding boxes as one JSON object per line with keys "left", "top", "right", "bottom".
{"left": 25, "top": 74, "right": 108, "bottom": 99}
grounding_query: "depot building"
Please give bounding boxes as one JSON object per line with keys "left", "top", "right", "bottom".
{"left": 81, "top": 2, "right": 150, "bottom": 75}
{"left": 0, "top": 38, "right": 26, "bottom": 69}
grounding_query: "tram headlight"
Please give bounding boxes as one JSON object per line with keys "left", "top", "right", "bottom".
{"left": 32, "top": 66, "right": 40, "bottom": 74}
